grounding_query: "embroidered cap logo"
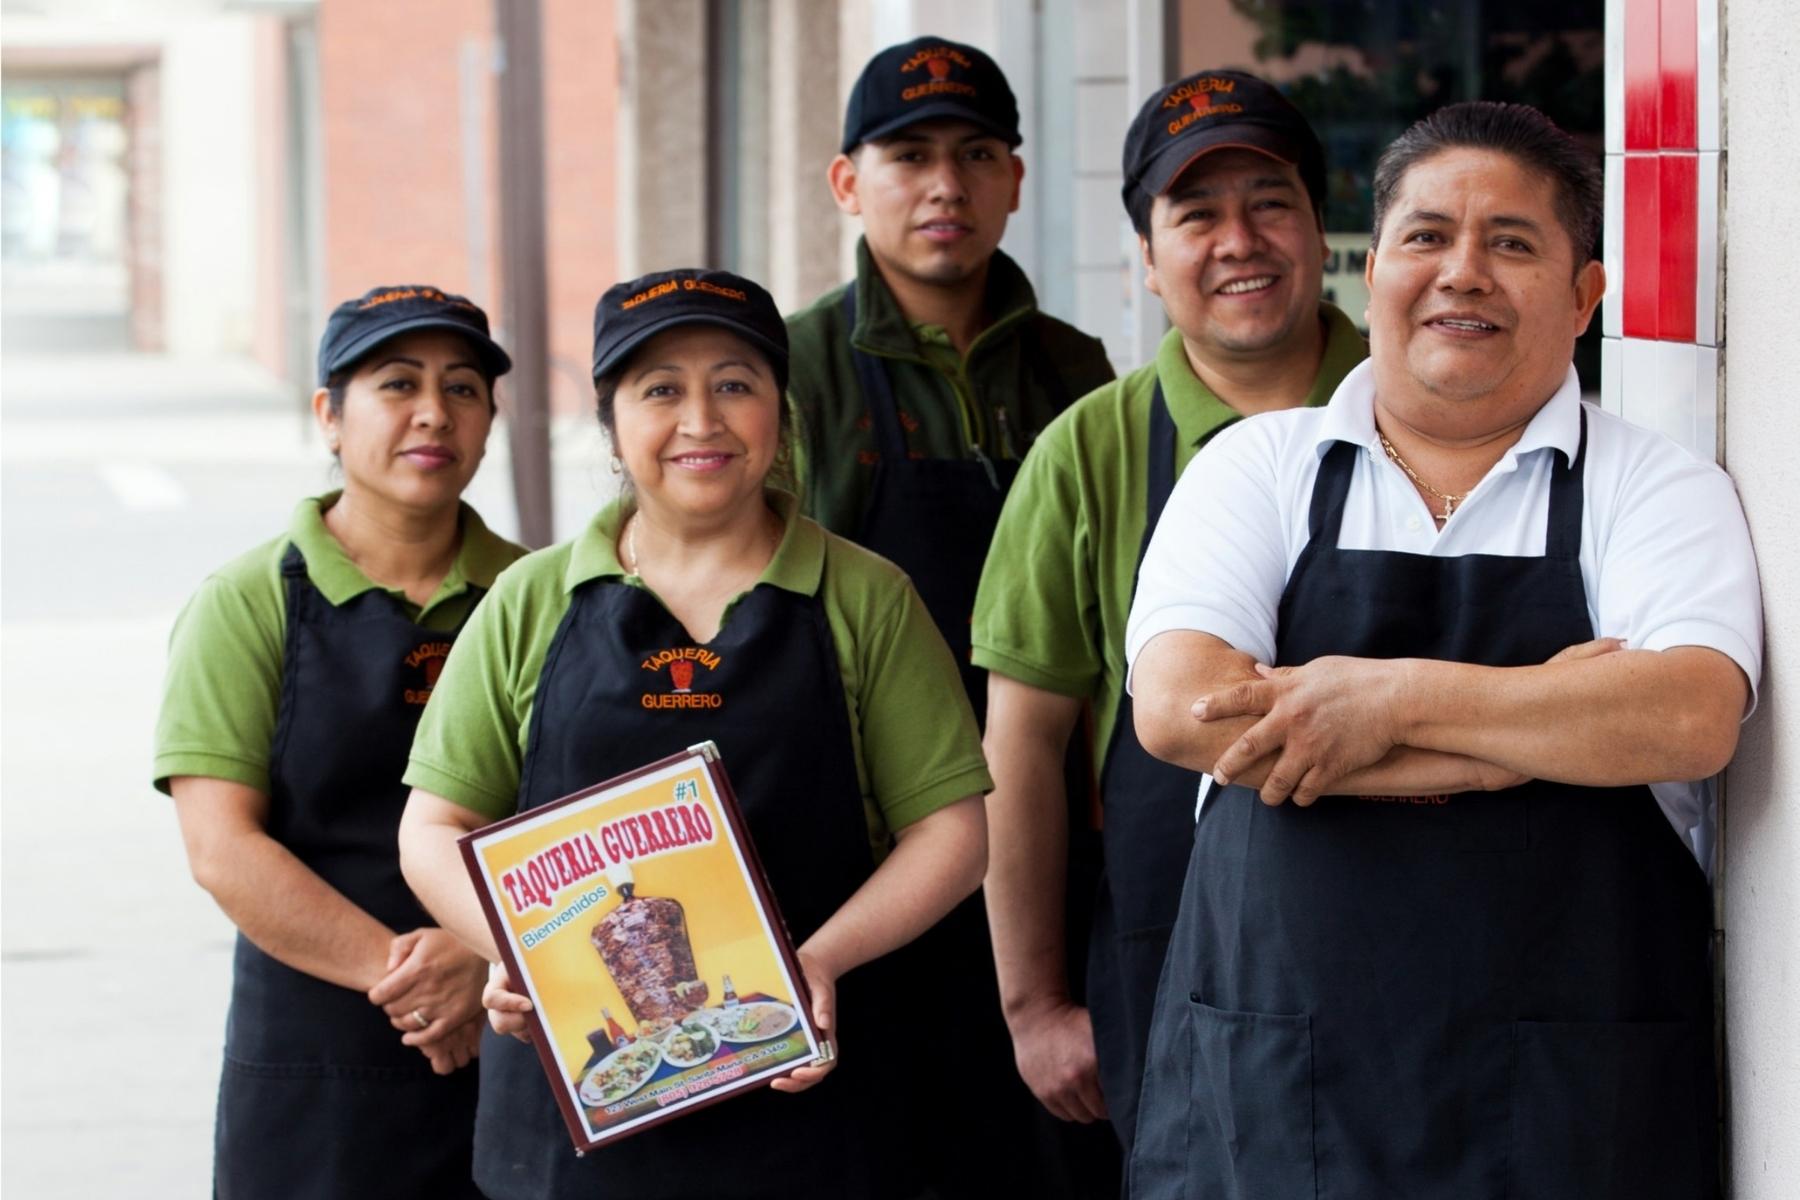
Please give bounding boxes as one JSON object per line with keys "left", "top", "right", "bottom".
{"left": 899, "top": 46, "right": 978, "bottom": 102}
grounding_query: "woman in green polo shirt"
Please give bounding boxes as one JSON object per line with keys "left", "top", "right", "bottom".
{"left": 397, "top": 269, "right": 990, "bottom": 1200}
{"left": 152, "top": 286, "right": 525, "bottom": 1199}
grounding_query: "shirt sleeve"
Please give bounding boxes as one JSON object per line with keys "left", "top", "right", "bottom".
{"left": 971, "top": 429, "right": 1102, "bottom": 696}
{"left": 854, "top": 576, "right": 993, "bottom": 832}
{"left": 152, "top": 573, "right": 285, "bottom": 795}
{"left": 404, "top": 582, "right": 530, "bottom": 819}
{"left": 1593, "top": 438, "right": 1764, "bottom": 712}
{"left": 1124, "top": 418, "right": 1292, "bottom": 687}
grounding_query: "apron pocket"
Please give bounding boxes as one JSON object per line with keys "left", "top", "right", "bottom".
{"left": 1186, "top": 998, "right": 1317, "bottom": 1200}
{"left": 1511, "top": 1019, "right": 1706, "bottom": 1200}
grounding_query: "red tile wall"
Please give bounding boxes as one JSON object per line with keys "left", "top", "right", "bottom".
{"left": 1620, "top": 0, "right": 1699, "bottom": 341}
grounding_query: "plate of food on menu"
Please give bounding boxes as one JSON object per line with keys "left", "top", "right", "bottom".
{"left": 660, "top": 1019, "right": 721, "bottom": 1068}
{"left": 578, "top": 1039, "right": 664, "bottom": 1107}
{"left": 714, "top": 1000, "right": 799, "bottom": 1044}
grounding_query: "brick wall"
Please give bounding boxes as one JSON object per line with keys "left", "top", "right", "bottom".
{"left": 318, "top": 0, "right": 616, "bottom": 415}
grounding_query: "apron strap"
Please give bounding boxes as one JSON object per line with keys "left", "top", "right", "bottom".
{"left": 1118, "top": 380, "right": 1181, "bottom": 616}
{"left": 1544, "top": 405, "right": 1589, "bottom": 560}
{"left": 841, "top": 287, "right": 911, "bottom": 465}
{"left": 279, "top": 541, "right": 308, "bottom": 578}
{"left": 1308, "top": 440, "right": 1360, "bottom": 546}
{"left": 1139, "top": 380, "right": 1178, "bottom": 566}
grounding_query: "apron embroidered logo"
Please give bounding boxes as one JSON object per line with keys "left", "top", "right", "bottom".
{"left": 403, "top": 641, "right": 453, "bottom": 706}
{"left": 639, "top": 647, "right": 724, "bottom": 709}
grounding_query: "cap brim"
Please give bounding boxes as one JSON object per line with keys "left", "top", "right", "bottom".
{"left": 592, "top": 313, "right": 789, "bottom": 386}
{"left": 848, "top": 102, "right": 1022, "bottom": 152}
{"left": 1136, "top": 124, "right": 1306, "bottom": 198}
{"left": 326, "top": 317, "right": 513, "bottom": 382}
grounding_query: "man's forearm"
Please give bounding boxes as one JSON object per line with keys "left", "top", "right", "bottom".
{"left": 1132, "top": 631, "right": 1265, "bottom": 773}
{"left": 1220, "top": 744, "right": 1522, "bottom": 797}
{"left": 1397, "top": 647, "right": 1747, "bottom": 785}
{"left": 982, "top": 678, "right": 1082, "bottom": 1023}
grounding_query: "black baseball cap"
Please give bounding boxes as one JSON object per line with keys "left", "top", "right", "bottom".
{"left": 841, "top": 35, "right": 1020, "bottom": 154}
{"left": 317, "top": 285, "right": 511, "bottom": 386}
{"left": 591, "top": 269, "right": 789, "bottom": 391}
{"left": 1121, "top": 69, "right": 1326, "bottom": 219}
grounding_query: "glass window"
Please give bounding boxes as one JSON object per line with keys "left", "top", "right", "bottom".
{"left": 1173, "top": 0, "right": 1605, "bottom": 381}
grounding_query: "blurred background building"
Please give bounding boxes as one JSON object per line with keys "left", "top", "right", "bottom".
{"left": 4, "top": 0, "right": 1613, "bottom": 415}
{"left": 2, "top": 1, "right": 1794, "bottom": 1196}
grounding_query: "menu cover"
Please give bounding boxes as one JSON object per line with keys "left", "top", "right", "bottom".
{"left": 459, "top": 742, "right": 830, "bottom": 1152}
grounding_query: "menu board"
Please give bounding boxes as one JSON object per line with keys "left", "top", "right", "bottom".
{"left": 459, "top": 743, "right": 829, "bottom": 1152}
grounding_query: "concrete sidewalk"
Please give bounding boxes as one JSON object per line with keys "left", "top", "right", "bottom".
{"left": 1, "top": 349, "right": 618, "bottom": 1195}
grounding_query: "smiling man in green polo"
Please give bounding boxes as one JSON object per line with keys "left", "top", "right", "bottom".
{"left": 972, "top": 69, "right": 1366, "bottom": 1163}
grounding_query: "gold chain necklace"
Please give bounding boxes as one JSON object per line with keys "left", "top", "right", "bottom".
{"left": 623, "top": 511, "right": 780, "bottom": 576}
{"left": 1377, "top": 432, "right": 1467, "bottom": 523}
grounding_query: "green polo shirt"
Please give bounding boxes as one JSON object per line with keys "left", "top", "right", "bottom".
{"left": 970, "top": 306, "right": 1367, "bottom": 763}
{"left": 152, "top": 493, "right": 526, "bottom": 795}
{"left": 403, "top": 491, "right": 992, "bottom": 860}
{"left": 785, "top": 238, "right": 1116, "bottom": 537}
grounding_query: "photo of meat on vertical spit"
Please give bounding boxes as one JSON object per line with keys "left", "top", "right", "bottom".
{"left": 592, "top": 861, "right": 710, "bottom": 1025}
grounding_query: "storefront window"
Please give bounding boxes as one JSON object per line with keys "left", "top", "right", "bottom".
{"left": 1174, "top": 0, "right": 1604, "bottom": 381}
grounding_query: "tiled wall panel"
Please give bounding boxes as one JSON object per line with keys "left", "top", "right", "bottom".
{"left": 1603, "top": 0, "right": 1721, "bottom": 463}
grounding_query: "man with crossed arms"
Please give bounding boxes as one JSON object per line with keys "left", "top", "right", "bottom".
{"left": 1126, "top": 102, "right": 1759, "bottom": 1198}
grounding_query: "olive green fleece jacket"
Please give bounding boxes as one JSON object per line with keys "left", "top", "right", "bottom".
{"left": 785, "top": 239, "right": 1116, "bottom": 538}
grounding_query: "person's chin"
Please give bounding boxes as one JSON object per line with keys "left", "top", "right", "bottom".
{"left": 1204, "top": 314, "right": 1301, "bottom": 357}
{"left": 910, "top": 241, "right": 992, "bottom": 280}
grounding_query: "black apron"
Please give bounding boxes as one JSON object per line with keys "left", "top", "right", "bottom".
{"left": 1130, "top": 412, "right": 1719, "bottom": 1199}
{"left": 1087, "top": 383, "right": 1209, "bottom": 1153}
{"left": 844, "top": 286, "right": 1042, "bottom": 714}
{"left": 215, "top": 545, "right": 482, "bottom": 1200}
{"left": 472, "top": 571, "right": 897, "bottom": 1200}
{"left": 846, "top": 292, "right": 1121, "bottom": 1197}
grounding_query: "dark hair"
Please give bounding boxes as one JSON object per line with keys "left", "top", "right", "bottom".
{"left": 1371, "top": 101, "right": 1602, "bottom": 268}
{"left": 322, "top": 336, "right": 499, "bottom": 417}
{"left": 1126, "top": 187, "right": 1155, "bottom": 240}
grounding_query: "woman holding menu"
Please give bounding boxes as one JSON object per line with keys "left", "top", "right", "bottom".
{"left": 398, "top": 268, "right": 991, "bottom": 1200}
{"left": 153, "top": 286, "right": 523, "bottom": 1198}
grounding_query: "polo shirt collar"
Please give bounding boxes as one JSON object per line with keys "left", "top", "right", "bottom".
{"left": 293, "top": 492, "right": 516, "bottom": 608}
{"left": 850, "top": 237, "right": 1041, "bottom": 360}
{"left": 1156, "top": 303, "right": 1365, "bottom": 449}
{"left": 1316, "top": 359, "right": 1586, "bottom": 470}
{"left": 563, "top": 489, "right": 826, "bottom": 598}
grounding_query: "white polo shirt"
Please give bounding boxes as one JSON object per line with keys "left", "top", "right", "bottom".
{"left": 1124, "top": 359, "right": 1763, "bottom": 869}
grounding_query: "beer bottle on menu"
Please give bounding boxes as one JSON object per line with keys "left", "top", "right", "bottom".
{"left": 604, "top": 1007, "right": 631, "bottom": 1046}
{"left": 721, "top": 974, "right": 740, "bottom": 1008}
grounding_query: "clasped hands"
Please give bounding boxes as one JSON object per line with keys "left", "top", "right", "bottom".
{"left": 366, "top": 926, "right": 488, "bottom": 1074}
{"left": 1191, "top": 638, "right": 1622, "bottom": 807}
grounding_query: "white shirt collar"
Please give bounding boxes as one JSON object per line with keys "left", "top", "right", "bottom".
{"left": 1315, "top": 359, "right": 1585, "bottom": 469}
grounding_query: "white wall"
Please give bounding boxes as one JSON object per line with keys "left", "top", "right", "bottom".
{"left": 157, "top": 16, "right": 259, "bottom": 358}
{"left": 1721, "top": 2, "right": 1800, "bottom": 1197}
